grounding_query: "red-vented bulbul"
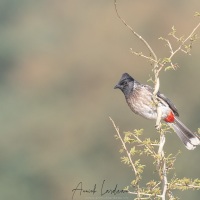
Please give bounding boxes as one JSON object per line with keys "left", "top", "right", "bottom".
{"left": 114, "top": 73, "right": 200, "bottom": 150}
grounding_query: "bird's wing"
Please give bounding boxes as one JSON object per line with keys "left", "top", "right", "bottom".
{"left": 143, "top": 84, "right": 179, "bottom": 117}
{"left": 157, "top": 91, "right": 179, "bottom": 117}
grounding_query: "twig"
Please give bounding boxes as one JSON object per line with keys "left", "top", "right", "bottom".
{"left": 169, "top": 22, "right": 200, "bottom": 60}
{"left": 131, "top": 133, "right": 157, "bottom": 158}
{"left": 128, "top": 190, "right": 162, "bottom": 198}
{"left": 109, "top": 117, "right": 138, "bottom": 175}
{"left": 114, "top": 0, "right": 158, "bottom": 64}
{"left": 174, "top": 183, "right": 200, "bottom": 189}
{"left": 130, "top": 49, "right": 158, "bottom": 63}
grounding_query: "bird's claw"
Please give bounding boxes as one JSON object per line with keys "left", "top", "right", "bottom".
{"left": 155, "top": 123, "right": 161, "bottom": 131}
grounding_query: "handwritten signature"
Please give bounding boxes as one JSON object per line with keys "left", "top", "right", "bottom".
{"left": 72, "top": 180, "right": 128, "bottom": 199}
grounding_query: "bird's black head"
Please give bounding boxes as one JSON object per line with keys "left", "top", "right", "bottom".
{"left": 114, "top": 73, "right": 135, "bottom": 96}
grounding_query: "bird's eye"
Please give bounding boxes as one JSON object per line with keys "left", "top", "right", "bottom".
{"left": 122, "top": 81, "right": 128, "bottom": 87}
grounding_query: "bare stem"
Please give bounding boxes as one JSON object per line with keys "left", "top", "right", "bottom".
{"left": 114, "top": 0, "right": 158, "bottom": 63}
{"left": 130, "top": 49, "right": 158, "bottom": 63}
{"left": 158, "top": 133, "right": 168, "bottom": 200}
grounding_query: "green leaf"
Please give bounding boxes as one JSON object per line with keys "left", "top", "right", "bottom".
{"left": 194, "top": 11, "right": 200, "bottom": 17}
{"left": 162, "top": 57, "right": 171, "bottom": 63}
{"left": 169, "top": 26, "right": 176, "bottom": 35}
{"left": 121, "top": 156, "right": 130, "bottom": 165}
{"left": 130, "top": 147, "right": 136, "bottom": 156}
{"left": 134, "top": 129, "right": 144, "bottom": 136}
{"left": 165, "top": 66, "right": 174, "bottom": 71}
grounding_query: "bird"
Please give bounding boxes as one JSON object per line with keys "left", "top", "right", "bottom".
{"left": 114, "top": 72, "right": 200, "bottom": 150}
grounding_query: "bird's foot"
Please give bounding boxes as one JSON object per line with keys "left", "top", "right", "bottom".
{"left": 155, "top": 123, "right": 161, "bottom": 131}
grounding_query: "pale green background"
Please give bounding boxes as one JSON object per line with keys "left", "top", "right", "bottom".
{"left": 0, "top": 0, "right": 200, "bottom": 199}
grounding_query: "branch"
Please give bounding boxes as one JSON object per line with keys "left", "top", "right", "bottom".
{"left": 158, "top": 133, "right": 168, "bottom": 200}
{"left": 128, "top": 190, "right": 162, "bottom": 198}
{"left": 109, "top": 117, "right": 138, "bottom": 175}
{"left": 114, "top": 0, "right": 158, "bottom": 64}
{"left": 130, "top": 49, "right": 158, "bottom": 63}
{"left": 169, "top": 22, "right": 200, "bottom": 60}
{"left": 175, "top": 183, "right": 200, "bottom": 189}
{"left": 131, "top": 133, "right": 157, "bottom": 158}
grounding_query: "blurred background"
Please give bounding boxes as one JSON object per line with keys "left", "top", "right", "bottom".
{"left": 1, "top": 0, "right": 200, "bottom": 199}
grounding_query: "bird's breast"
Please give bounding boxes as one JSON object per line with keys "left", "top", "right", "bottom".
{"left": 126, "top": 87, "right": 170, "bottom": 120}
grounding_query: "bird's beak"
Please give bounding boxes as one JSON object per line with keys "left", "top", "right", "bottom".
{"left": 114, "top": 84, "right": 120, "bottom": 89}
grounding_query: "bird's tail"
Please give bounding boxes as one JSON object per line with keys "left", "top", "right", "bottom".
{"left": 169, "top": 117, "right": 200, "bottom": 150}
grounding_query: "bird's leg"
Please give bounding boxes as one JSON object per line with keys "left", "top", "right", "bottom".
{"left": 155, "top": 105, "right": 162, "bottom": 130}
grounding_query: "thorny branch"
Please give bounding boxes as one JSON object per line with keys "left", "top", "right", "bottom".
{"left": 109, "top": 117, "right": 138, "bottom": 175}
{"left": 169, "top": 22, "right": 200, "bottom": 60}
{"left": 110, "top": 117, "right": 170, "bottom": 199}
{"left": 114, "top": 0, "right": 158, "bottom": 64}
{"left": 110, "top": 117, "right": 200, "bottom": 199}
{"left": 113, "top": 1, "right": 200, "bottom": 199}
{"left": 110, "top": 117, "right": 160, "bottom": 199}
